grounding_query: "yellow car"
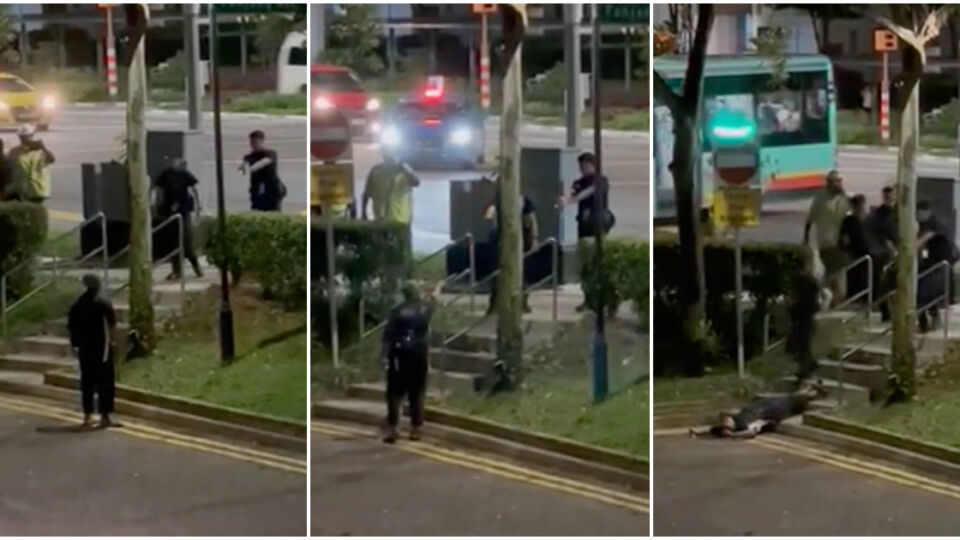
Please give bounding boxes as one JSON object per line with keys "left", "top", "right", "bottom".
{"left": 0, "top": 73, "right": 55, "bottom": 130}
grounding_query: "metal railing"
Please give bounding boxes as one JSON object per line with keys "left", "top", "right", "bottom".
{"left": 834, "top": 260, "right": 951, "bottom": 407}
{"left": 763, "top": 254, "right": 874, "bottom": 355}
{"left": 106, "top": 214, "right": 185, "bottom": 305}
{"left": 356, "top": 233, "right": 475, "bottom": 337}
{"left": 1, "top": 212, "right": 108, "bottom": 343}
{"left": 435, "top": 237, "right": 560, "bottom": 395}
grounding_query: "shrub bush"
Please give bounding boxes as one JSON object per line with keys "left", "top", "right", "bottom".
{"left": 653, "top": 238, "right": 800, "bottom": 372}
{"left": 205, "top": 212, "right": 306, "bottom": 309}
{"left": 0, "top": 202, "right": 48, "bottom": 300}
{"left": 311, "top": 219, "right": 409, "bottom": 346}
{"left": 579, "top": 238, "right": 649, "bottom": 323}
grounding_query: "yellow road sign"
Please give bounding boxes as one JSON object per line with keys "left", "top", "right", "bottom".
{"left": 311, "top": 162, "right": 353, "bottom": 208}
{"left": 713, "top": 186, "right": 761, "bottom": 228}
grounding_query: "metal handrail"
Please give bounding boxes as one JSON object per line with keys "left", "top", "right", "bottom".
{"left": 763, "top": 254, "right": 874, "bottom": 355}
{"left": 435, "top": 237, "right": 560, "bottom": 395}
{"left": 357, "top": 233, "right": 475, "bottom": 337}
{"left": 106, "top": 214, "right": 185, "bottom": 305}
{"left": 1, "top": 212, "right": 108, "bottom": 342}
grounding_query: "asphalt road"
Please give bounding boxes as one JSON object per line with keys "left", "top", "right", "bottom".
{"left": 32, "top": 106, "right": 306, "bottom": 228}
{"left": 707, "top": 147, "right": 960, "bottom": 244}
{"left": 654, "top": 434, "right": 960, "bottom": 536}
{"left": 312, "top": 424, "right": 648, "bottom": 536}
{"left": 352, "top": 121, "right": 650, "bottom": 253}
{"left": 0, "top": 395, "right": 306, "bottom": 535}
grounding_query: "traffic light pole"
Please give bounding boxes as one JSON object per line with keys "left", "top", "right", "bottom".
{"left": 564, "top": 4, "right": 581, "bottom": 148}
{"left": 210, "top": 4, "right": 235, "bottom": 363}
{"left": 735, "top": 226, "right": 745, "bottom": 378}
{"left": 591, "top": 8, "right": 608, "bottom": 402}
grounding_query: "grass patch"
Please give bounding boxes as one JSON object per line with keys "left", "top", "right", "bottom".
{"left": 3, "top": 280, "right": 82, "bottom": 341}
{"left": 527, "top": 105, "right": 649, "bottom": 132}
{"left": 838, "top": 354, "right": 960, "bottom": 449}
{"left": 837, "top": 109, "right": 956, "bottom": 151}
{"left": 119, "top": 286, "right": 307, "bottom": 421}
{"left": 44, "top": 229, "right": 81, "bottom": 261}
{"left": 440, "top": 373, "right": 648, "bottom": 457}
{"left": 224, "top": 92, "right": 307, "bottom": 115}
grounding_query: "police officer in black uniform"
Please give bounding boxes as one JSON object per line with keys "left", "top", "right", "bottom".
{"left": 67, "top": 274, "right": 118, "bottom": 428}
{"left": 381, "top": 281, "right": 442, "bottom": 443}
{"left": 154, "top": 157, "right": 204, "bottom": 280}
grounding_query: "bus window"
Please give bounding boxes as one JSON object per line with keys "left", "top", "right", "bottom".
{"left": 288, "top": 44, "right": 307, "bottom": 66}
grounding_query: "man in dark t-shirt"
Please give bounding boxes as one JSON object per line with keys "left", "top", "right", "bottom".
{"left": 917, "top": 201, "right": 956, "bottom": 332}
{"left": 559, "top": 152, "right": 612, "bottom": 312}
{"left": 241, "top": 130, "right": 283, "bottom": 211}
{"left": 154, "top": 158, "right": 203, "bottom": 279}
{"left": 485, "top": 188, "right": 538, "bottom": 314}
{"left": 839, "top": 194, "right": 870, "bottom": 301}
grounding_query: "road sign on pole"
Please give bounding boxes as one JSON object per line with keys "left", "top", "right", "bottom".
{"left": 713, "top": 144, "right": 760, "bottom": 379}
{"left": 874, "top": 29, "right": 897, "bottom": 143}
{"left": 101, "top": 5, "right": 117, "bottom": 99}
{"left": 597, "top": 4, "right": 649, "bottom": 24}
{"left": 479, "top": 12, "right": 490, "bottom": 111}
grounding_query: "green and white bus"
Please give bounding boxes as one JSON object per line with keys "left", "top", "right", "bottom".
{"left": 653, "top": 54, "right": 837, "bottom": 220}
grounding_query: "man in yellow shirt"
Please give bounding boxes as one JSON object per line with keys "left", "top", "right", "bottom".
{"left": 10, "top": 125, "right": 55, "bottom": 204}
{"left": 362, "top": 154, "right": 420, "bottom": 269}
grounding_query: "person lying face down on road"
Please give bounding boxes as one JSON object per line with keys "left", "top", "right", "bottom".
{"left": 689, "top": 382, "right": 827, "bottom": 440}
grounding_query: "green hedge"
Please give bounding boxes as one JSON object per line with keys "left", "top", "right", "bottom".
{"left": 312, "top": 219, "right": 410, "bottom": 347}
{"left": 205, "top": 212, "right": 306, "bottom": 309}
{"left": 653, "top": 238, "right": 800, "bottom": 375}
{"left": 579, "top": 238, "right": 649, "bottom": 322}
{"left": 0, "top": 202, "right": 48, "bottom": 300}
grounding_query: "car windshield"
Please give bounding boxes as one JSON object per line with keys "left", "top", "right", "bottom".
{"left": 312, "top": 70, "right": 362, "bottom": 92}
{"left": 0, "top": 78, "right": 31, "bottom": 92}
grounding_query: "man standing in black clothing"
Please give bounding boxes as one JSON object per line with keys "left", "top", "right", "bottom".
{"left": 839, "top": 194, "right": 870, "bottom": 301}
{"left": 381, "top": 281, "right": 442, "bottom": 443}
{"left": 485, "top": 183, "right": 538, "bottom": 315}
{"left": 917, "top": 201, "right": 957, "bottom": 332}
{"left": 67, "top": 274, "right": 118, "bottom": 428}
{"left": 867, "top": 186, "right": 897, "bottom": 321}
{"left": 787, "top": 249, "right": 823, "bottom": 381}
{"left": 559, "top": 152, "right": 613, "bottom": 312}
{"left": 241, "top": 130, "right": 284, "bottom": 211}
{"left": 154, "top": 157, "right": 203, "bottom": 280}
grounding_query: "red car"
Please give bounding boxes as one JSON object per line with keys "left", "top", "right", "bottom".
{"left": 311, "top": 64, "right": 380, "bottom": 140}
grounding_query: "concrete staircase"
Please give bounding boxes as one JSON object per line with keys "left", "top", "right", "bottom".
{"left": 785, "top": 305, "right": 960, "bottom": 405}
{"left": 0, "top": 265, "right": 215, "bottom": 390}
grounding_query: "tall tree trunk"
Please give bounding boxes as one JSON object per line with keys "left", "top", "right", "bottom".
{"left": 655, "top": 4, "right": 713, "bottom": 376}
{"left": 496, "top": 7, "right": 525, "bottom": 375}
{"left": 890, "top": 45, "right": 922, "bottom": 401}
{"left": 126, "top": 5, "right": 154, "bottom": 352}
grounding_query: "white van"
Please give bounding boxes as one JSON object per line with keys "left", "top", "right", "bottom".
{"left": 277, "top": 31, "right": 307, "bottom": 94}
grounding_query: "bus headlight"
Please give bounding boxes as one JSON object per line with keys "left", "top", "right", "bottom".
{"left": 380, "top": 125, "right": 400, "bottom": 147}
{"left": 450, "top": 126, "right": 472, "bottom": 146}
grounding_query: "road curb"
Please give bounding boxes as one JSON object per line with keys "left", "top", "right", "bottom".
{"left": 802, "top": 412, "right": 960, "bottom": 466}
{"left": 779, "top": 420, "right": 960, "bottom": 482}
{"left": 315, "top": 400, "right": 648, "bottom": 493}
{"left": 44, "top": 371, "right": 306, "bottom": 438}
{"left": 0, "top": 376, "right": 306, "bottom": 453}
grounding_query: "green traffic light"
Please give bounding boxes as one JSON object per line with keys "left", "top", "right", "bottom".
{"left": 708, "top": 110, "right": 756, "bottom": 144}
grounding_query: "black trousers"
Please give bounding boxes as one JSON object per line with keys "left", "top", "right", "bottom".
{"left": 168, "top": 211, "right": 201, "bottom": 276}
{"left": 386, "top": 349, "right": 428, "bottom": 428}
{"left": 79, "top": 353, "right": 115, "bottom": 416}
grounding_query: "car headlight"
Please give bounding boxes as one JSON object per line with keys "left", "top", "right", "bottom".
{"left": 41, "top": 95, "right": 55, "bottom": 110}
{"left": 370, "top": 121, "right": 381, "bottom": 134}
{"left": 366, "top": 98, "right": 381, "bottom": 112}
{"left": 380, "top": 125, "right": 400, "bottom": 147}
{"left": 450, "top": 126, "right": 472, "bottom": 146}
{"left": 314, "top": 95, "right": 334, "bottom": 110}
{"left": 0, "top": 101, "right": 9, "bottom": 112}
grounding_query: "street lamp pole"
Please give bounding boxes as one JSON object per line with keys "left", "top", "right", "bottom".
{"left": 591, "top": 6, "right": 608, "bottom": 402}
{"left": 209, "top": 4, "right": 235, "bottom": 363}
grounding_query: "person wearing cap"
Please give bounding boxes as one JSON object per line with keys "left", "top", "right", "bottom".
{"left": 241, "top": 130, "right": 285, "bottom": 211}
{"left": 9, "top": 124, "right": 55, "bottom": 204}
{"left": 67, "top": 274, "right": 118, "bottom": 428}
{"left": 804, "top": 170, "right": 850, "bottom": 305}
{"left": 380, "top": 280, "right": 442, "bottom": 443}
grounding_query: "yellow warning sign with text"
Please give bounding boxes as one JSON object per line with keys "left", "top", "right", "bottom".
{"left": 311, "top": 162, "right": 354, "bottom": 209}
{"left": 713, "top": 186, "right": 761, "bottom": 228}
